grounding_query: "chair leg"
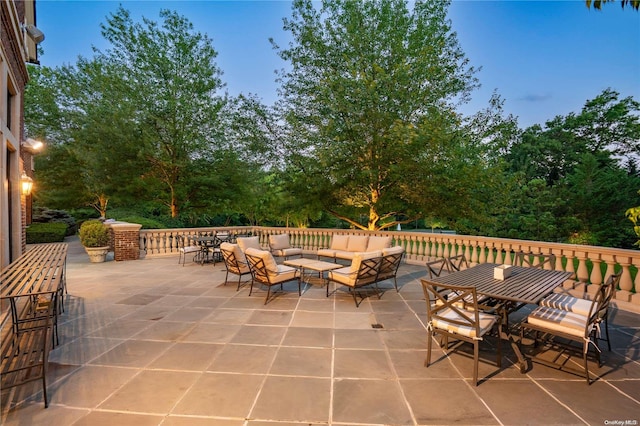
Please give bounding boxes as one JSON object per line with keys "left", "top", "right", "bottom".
{"left": 604, "top": 317, "right": 611, "bottom": 351}
{"left": 473, "top": 340, "right": 479, "bottom": 386}
{"left": 265, "top": 285, "right": 272, "bottom": 305}
{"left": 223, "top": 271, "right": 229, "bottom": 286}
{"left": 236, "top": 275, "right": 242, "bottom": 291}
{"left": 583, "top": 341, "right": 590, "bottom": 385}
{"left": 425, "top": 331, "right": 433, "bottom": 367}
{"left": 249, "top": 279, "right": 255, "bottom": 296}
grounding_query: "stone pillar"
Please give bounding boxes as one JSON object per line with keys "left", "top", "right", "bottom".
{"left": 107, "top": 222, "right": 142, "bottom": 261}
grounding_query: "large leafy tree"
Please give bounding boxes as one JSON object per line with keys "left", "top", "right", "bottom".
{"left": 97, "top": 7, "right": 227, "bottom": 217}
{"left": 273, "top": 0, "right": 481, "bottom": 230}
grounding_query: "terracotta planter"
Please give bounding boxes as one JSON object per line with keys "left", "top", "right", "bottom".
{"left": 84, "top": 246, "right": 109, "bottom": 263}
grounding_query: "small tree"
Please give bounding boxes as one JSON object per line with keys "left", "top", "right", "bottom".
{"left": 626, "top": 191, "right": 640, "bottom": 246}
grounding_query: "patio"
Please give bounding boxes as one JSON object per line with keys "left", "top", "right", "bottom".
{"left": 1, "top": 237, "right": 639, "bottom": 425}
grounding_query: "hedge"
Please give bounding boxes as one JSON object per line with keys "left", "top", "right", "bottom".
{"left": 26, "top": 223, "right": 68, "bottom": 244}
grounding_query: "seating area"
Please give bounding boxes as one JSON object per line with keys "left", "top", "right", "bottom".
{"left": 1, "top": 237, "right": 639, "bottom": 425}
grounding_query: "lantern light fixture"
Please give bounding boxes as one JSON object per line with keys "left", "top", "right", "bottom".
{"left": 20, "top": 172, "right": 33, "bottom": 196}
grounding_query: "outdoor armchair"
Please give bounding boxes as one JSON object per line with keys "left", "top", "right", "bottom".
{"left": 244, "top": 248, "right": 301, "bottom": 304}
{"left": 220, "top": 242, "right": 251, "bottom": 291}
{"left": 268, "top": 233, "right": 303, "bottom": 260}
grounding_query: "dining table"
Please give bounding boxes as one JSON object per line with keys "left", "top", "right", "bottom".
{"left": 427, "top": 262, "right": 573, "bottom": 372}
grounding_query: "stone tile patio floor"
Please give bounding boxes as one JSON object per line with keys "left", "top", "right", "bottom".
{"left": 2, "top": 237, "right": 639, "bottom": 425}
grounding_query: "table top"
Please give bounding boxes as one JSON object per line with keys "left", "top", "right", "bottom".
{"left": 428, "top": 263, "right": 573, "bottom": 305}
{"left": 284, "top": 258, "right": 344, "bottom": 272}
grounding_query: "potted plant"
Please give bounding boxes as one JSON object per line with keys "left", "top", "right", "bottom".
{"left": 79, "top": 220, "right": 110, "bottom": 262}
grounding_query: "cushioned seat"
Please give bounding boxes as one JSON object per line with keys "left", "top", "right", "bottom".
{"left": 244, "top": 247, "right": 301, "bottom": 304}
{"left": 421, "top": 279, "right": 502, "bottom": 386}
{"left": 268, "top": 233, "right": 303, "bottom": 260}
{"left": 327, "top": 251, "right": 382, "bottom": 306}
{"left": 220, "top": 242, "right": 251, "bottom": 290}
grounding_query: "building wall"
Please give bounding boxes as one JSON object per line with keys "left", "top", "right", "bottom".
{"left": 0, "top": 0, "right": 33, "bottom": 269}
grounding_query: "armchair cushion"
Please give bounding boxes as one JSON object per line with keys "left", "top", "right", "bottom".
{"left": 269, "top": 234, "right": 292, "bottom": 250}
{"left": 245, "top": 247, "right": 279, "bottom": 275}
{"left": 237, "top": 236, "right": 261, "bottom": 253}
{"left": 221, "top": 242, "right": 246, "bottom": 262}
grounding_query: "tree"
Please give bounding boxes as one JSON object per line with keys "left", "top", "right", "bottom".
{"left": 98, "top": 7, "right": 227, "bottom": 217}
{"left": 273, "top": 0, "right": 481, "bottom": 230}
{"left": 586, "top": 0, "right": 640, "bottom": 10}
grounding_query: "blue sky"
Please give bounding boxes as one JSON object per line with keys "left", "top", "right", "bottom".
{"left": 36, "top": 0, "right": 640, "bottom": 129}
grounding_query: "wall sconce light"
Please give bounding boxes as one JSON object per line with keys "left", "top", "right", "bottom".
{"left": 23, "top": 24, "right": 45, "bottom": 44}
{"left": 21, "top": 138, "right": 44, "bottom": 153}
{"left": 21, "top": 172, "right": 34, "bottom": 196}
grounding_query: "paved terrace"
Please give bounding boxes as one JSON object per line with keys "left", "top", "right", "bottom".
{"left": 2, "top": 237, "right": 639, "bottom": 426}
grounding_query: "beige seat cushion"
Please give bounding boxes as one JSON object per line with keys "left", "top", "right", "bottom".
{"left": 317, "top": 248, "right": 336, "bottom": 258}
{"left": 330, "top": 235, "right": 350, "bottom": 251}
{"left": 367, "top": 236, "right": 392, "bottom": 251}
{"left": 527, "top": 306, "right": 592, "bottom": 338}
{"left": 275, "top": 247, "right": 303, "bottom": 257}
{"left": 540, "top": 293, "right": 595, "bottom": 317}
{"left": 432, "top": 307, "right": 497, "bottom": 338}
{"left": 237, "top": 236, "right": 261, "bottom": 253}
{"left": 347, "top": 236, "right": 369, "bottom": 252}
{"left": 245, "top": 247, "right": 279, "bottom": 274}
{"left": 328, "top": 266, "right": 356, "bottom": 286}
{"left": 270, "top": 265, "right": 299, "bottom": 283}
{"left": 269, "top": 234, "right": 292, "bottom": 250}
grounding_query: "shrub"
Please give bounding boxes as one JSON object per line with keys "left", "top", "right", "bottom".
{"left": 78, "top": 220, "right": 110, "bottom": 247}
{"left": 32, "top": 207, "right": 77, "bottom": 236}
{"left": 26, "top": 223, "right": 68, "bottom": 243}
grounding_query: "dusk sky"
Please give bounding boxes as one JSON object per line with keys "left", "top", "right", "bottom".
{"left": 36, "top": 0, "right": 640, "bottom": 129}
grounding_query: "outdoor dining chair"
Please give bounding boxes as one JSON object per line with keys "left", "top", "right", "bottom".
{"left": 447, "top": 254, "right": 469, "bottom": 272}
{"left": 516, "top": 251, "right": 555, "bottom": 269}
{"left": 539, "top": 272, "right": 621, "bottom": 351}
{"left": 426, "top": 257, "right": 449, "bottom": 279}
{"left": 177, "top": 235, "right": 201, "bottom": 266}
{"left": 520, "top": 276, "right": 609, "bottom": 384}
{"left": 421, "top": 279, "right": 502, "bottom": 386}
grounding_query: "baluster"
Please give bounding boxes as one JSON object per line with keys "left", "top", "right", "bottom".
{"left": 574, "top": 250, "right": 589, "bottom": 283}
{"left": 478, "top": 241, "right": 487, "bottom": 265}
{"left": 616, "top": 256, "right": 633, "bottom": 299}
{"left": 589, "top": 255, "right": 603, "bottom": 285}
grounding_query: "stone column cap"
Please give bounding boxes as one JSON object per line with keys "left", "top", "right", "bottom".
{"left": 105, "top": 221, "right": 143, "bottom": 231}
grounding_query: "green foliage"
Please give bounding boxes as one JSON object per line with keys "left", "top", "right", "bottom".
{"left": 118, "top": 216, "right": 166, "bottom": 229}
{"left": 32, "top": 207, "right": 77, "bottom": 235}
{"left": 274, "top": 0, "right": 481, "bottom": 230}
{"left": 26, "top": 223, "right": 68, "bottom": 244}
{"left": 626, "top": 192, "right": 640, "bottom": 246}
{"left": 78, "top": 220, "right": 110, "bottom": 247}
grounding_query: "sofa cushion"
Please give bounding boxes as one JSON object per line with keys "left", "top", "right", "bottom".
{"left": 317, "top": 248, "right": 337, "bottom": 258}
{"left": 382, "top": 245, "right": 404, "bottom": 256}
{"left": 328, "top": 266, "right": 356, "bottom": 286}
{"left": 367, "top": 236, "right": 392, "bottom": 251}
{"left": 245, "top": 247, "right": 279, "bottom": 274}
{"left": 269, "top": 234, "right": 291, "bottom": 250}
{"left": 350, "top": 250, "right": 382, "bottom": 274}
{"left": 347, "top": 236, "right": 369, "bottom": 252}
{"left": 330, "top": 234, "right": 350, "bottom": 251}
{"left": 237, "top": 236, "right": 261, "bottom": 253}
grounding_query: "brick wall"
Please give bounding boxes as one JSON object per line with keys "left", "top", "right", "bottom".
{"left": 106, "top": 222, "right": 142, "bottom": 261}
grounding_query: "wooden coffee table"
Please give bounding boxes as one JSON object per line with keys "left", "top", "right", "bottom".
{"left": 283, "top": 258, "right": 344, "bottom": 296}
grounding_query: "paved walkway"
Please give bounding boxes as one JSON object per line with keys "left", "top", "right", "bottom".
{"left": 2, "top": 237, "right": 639, "bottom": 425}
